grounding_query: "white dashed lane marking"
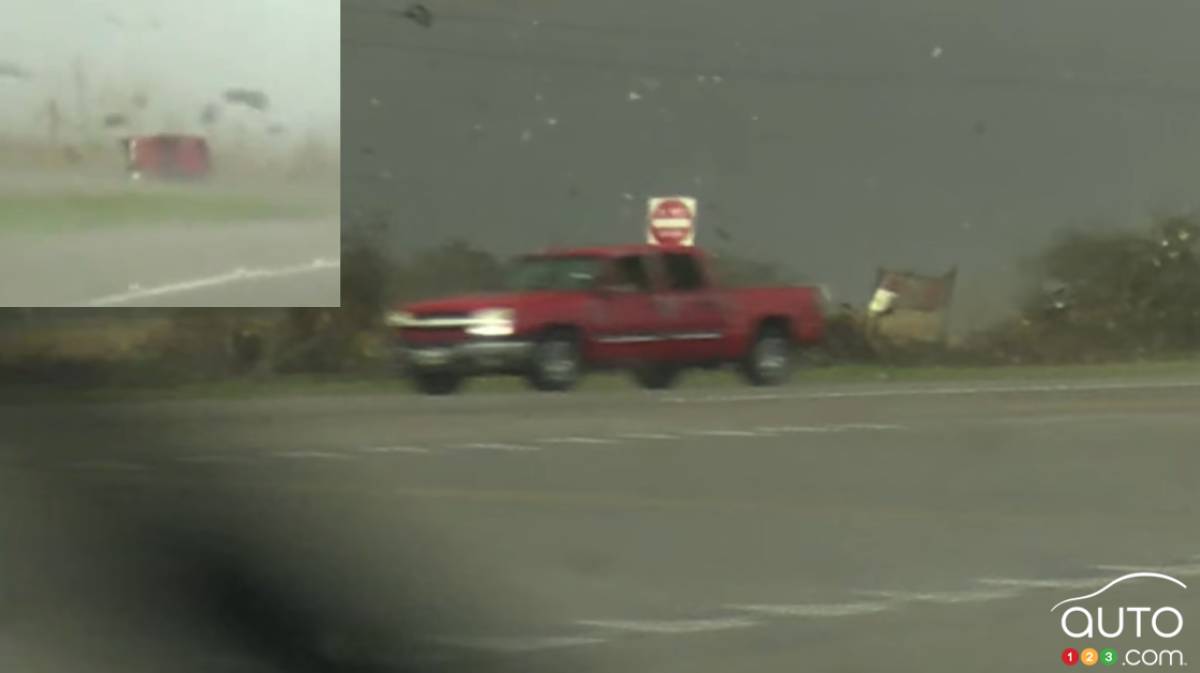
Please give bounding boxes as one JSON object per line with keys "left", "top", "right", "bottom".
{"left": 540, "top": 436, "right": 619, "bottom": 445}
{"left": 272, "top": 450, "right": 353, "bottom": 460}
{"left": 358, "top": 445, "right": 432, "bottom": 454}
{"left": 726, "top": 602, "right": 892, "bottom": 618}
{"left": 976, "top": 576, "right": 1110, "bottom": 590}
{"left": 691, "top": 429, "right": 761, "bottom": 438}
{"left": 453, "top": 443, "right": 543, "bottom": 452}
{"left": 575, "top": 617, "right": 759, "bottom": 634}
{"left": 65, "top": 460, "right": 148, "bottom": 471}
{"left": 175, "top": 455, "right": 258, "bottom": 465}
{"left": 854, "top": 588, "right": 1022, "bottom": 604}
{"left": 430, "top": 636, "right": 607, "bottom": 652}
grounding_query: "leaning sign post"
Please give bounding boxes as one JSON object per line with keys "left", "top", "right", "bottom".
{"left": 646, "top": 196, "right": 697, "bottom": 247}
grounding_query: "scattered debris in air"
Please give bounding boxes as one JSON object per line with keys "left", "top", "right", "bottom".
{"left": 224, "top": 88, "right": 269, "bottom": 111}
{"left": 199, "top": 103, "right": 220, "bottom": 125}
{"left": 398, "top": 3, "right": 433, "bottom": 28}
{"left": 0, "top": 61, "right": 30, "bottom": 79}
{"left": 973, "top": 121, "right": 987, "bottom": 136}
{"left": 628, "top": 91, "right": 642, "bottom": 101}
{"left": 370, "top": 97, "right": 381, "bottom": 107}
{"left": 520, "top": 129, "right": 533, "bottom": 142}
{"left": 102, "top": 113, "right": 128, "bottom": 128}
{"left": 930, "top": 46, "right": 943, "bottom": 58}
{"left": 545, "top": 117, "right": 558, "bottom": 126}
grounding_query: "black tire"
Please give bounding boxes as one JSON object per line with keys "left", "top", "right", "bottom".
{"left": 631, "top": 363, "right": 680, "bottom": 390}
{"left": 411, "top": 370, "right": 463, "bottom": 395}
{"left": 527, "top": 329, "right": 583, "bottom": 392}
{"left": 739, "top": 324, "right": 793, "bottom": 386}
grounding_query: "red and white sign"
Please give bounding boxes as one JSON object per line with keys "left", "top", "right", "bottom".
{"left": 646, "top": 196, "right": 697, "bottom": 247}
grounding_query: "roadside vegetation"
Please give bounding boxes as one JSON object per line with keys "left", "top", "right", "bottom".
{"left": 3, "top": 212, "right": 1200, "bottom": 396}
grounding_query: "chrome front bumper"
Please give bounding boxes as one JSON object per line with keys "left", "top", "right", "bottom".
{"left": 399, "top": 339, "right": 533, "bottom": 372}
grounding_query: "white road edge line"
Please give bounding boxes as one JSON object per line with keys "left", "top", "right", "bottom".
{"left": 665, "top": 379, "right": 1200, "bottom": 404}
{"left": 81, "top": 257, "right": 341, "bottom": 307}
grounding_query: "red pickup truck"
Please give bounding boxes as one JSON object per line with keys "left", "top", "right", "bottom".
{"left": 386, "top": 245, "right": 826, "bottom": 394}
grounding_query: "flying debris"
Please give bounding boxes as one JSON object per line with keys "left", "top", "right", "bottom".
{"left": 199, "top": 103, "right": 220, "bottom": 125}
{"left": 223, "top": 88, "right": 270, "bottom": 111}
{"left": 0, "top": 61, "right": 30, "bottom": 79}
{"left": 397, "top": 3, "right": 433, "bottom": 27}
{"left": 102, "top": 113, "right": 128, "bottom": 128}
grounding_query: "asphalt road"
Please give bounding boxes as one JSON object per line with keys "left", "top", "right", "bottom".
{"left": 3, "top": 376, "right": 1199, "bottom": 671}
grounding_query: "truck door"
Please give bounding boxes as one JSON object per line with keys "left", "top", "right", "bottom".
{"left": 652, "top": 251, "right": 727, "bottom": 362}
{"left": 586, "top": 254, "right": 664, "bottom": 364}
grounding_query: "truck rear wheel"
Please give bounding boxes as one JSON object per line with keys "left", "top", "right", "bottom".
{"left": 411, "top": 370, "right": 463, "bottom": 395}
{"left": 631, "top": 363, "right": 680, "bottom": 390}
{"left": 739, "top": 324, "right": 792, "bottom": 386}
{"left": 527, "top": 329, "right": 582, "bottom": 392}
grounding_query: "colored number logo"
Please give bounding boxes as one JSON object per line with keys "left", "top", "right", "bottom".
{"left": 1100, "top": 648, "right": 1117, "bottom": 667}
{"left": 1081, "top": 648, "right": 1099, "bottom": 667}
{"left": 1062, "top": 648, "right": 1079, "bottom": 666}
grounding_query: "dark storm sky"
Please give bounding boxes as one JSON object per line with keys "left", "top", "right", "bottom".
{"left": 342, "top": 0, "right": 1200, "bottom": 318}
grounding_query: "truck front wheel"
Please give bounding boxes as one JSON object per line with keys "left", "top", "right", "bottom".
{"left": 527, "top": 329, "right": 582, "bottom": 392}
{"left": 739, "top": 325, "right": 793, "bottom": 386}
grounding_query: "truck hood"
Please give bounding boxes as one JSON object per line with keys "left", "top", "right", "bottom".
{"left": 399, "top": 291, "right": 577, "bottom": 316}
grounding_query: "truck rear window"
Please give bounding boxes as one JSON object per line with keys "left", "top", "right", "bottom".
{"left": 661, "top": 253, "right": 705, "bottom": 290}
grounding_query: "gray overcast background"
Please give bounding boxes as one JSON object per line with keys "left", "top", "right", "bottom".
{"left": 1, "top": 0, "right": 339, "bottom": 142}
{"left": 344, "top": 0, "right": 1200, "bottom": 323}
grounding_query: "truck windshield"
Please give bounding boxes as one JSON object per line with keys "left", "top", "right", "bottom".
{"left": 503, "top": 256, "right": 604, "bottom": 291}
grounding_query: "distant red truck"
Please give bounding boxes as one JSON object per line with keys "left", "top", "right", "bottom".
{"left": 387, "top": 244, "right": 827, "bottom": 394}
{"left": 120, "top": 134, "right": 211, "bottom": 180}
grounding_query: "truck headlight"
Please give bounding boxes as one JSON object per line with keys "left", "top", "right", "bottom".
{"left": 384, "top": 310, "right": 415, "bottom": 327}
{"left": 466, "top": 308, "right": 515, "bottom": 336}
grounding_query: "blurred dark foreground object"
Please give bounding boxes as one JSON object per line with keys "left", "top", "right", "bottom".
{"left": 0, "top": 404, "right": 595, "bottom": 673}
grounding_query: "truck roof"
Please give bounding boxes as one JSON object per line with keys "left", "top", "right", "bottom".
{"left": 528, "top": 244, "right": 702, "bottom": 258}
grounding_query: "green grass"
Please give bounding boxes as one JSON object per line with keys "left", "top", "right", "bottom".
{"left": 0, "top": 188, "right": 330, "bottom": 230}
{"left": 4, "top": 357, "right": 1200, "bottom": 405}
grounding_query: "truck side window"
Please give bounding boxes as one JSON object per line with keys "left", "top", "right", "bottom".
{"left": 662, "top": 253, "right": 705, "bottom": 291}
{"left": 610, "top": 255, "right": 652, "bottom": 291}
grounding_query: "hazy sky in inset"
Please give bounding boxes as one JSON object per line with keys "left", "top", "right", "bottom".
{"left": 0, "top": 0, "right": 338, "bottom": 140}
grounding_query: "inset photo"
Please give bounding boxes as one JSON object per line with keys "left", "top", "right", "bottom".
{"left": 0, "top": 0, "right": 339, "bottom": 307}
